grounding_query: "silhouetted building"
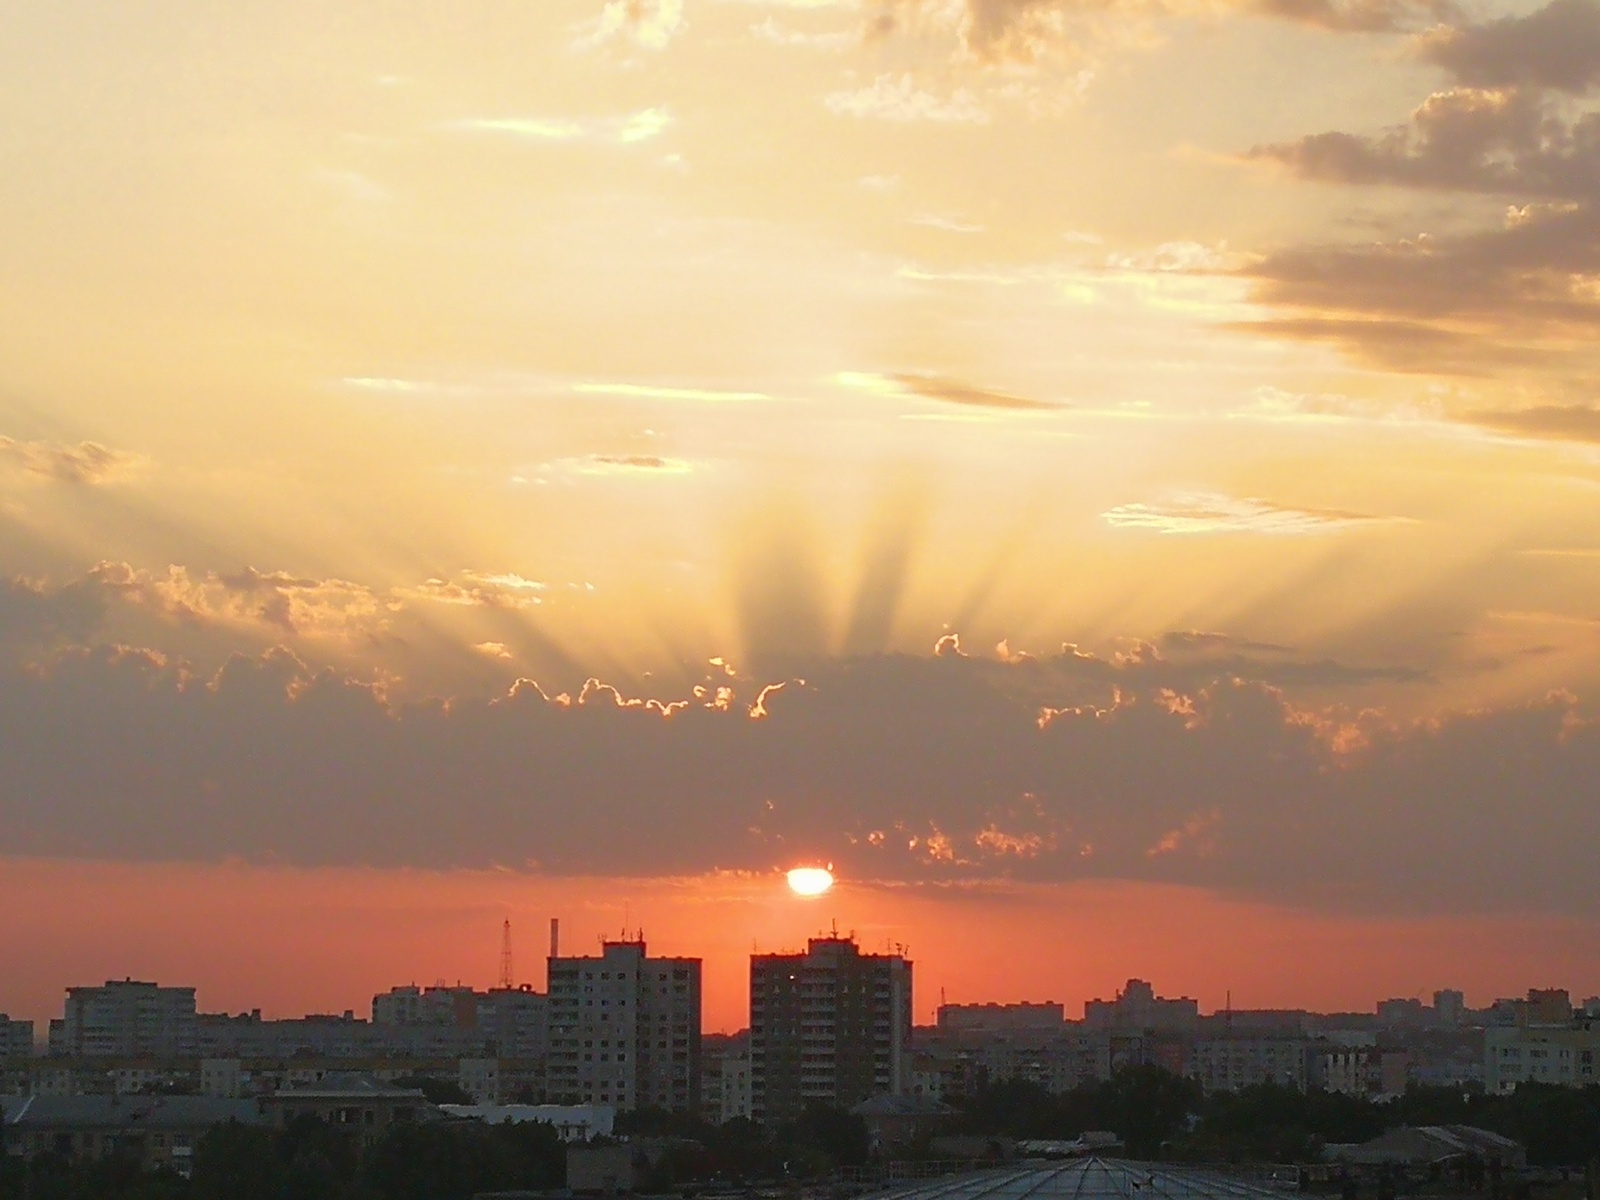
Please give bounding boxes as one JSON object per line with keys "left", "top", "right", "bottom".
{"left": 937, "top": 1002, "right": 1064, "bottom": 1032}
{"left": 750, "top": 935, "right": 912, "bottom": 1124}
{"left": 1083, "top": 980, "right": 1198, "bottom": 1032}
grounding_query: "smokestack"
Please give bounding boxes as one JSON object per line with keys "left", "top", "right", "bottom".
{"left": 549, "top": 917, "right": 560, "bottom": 960}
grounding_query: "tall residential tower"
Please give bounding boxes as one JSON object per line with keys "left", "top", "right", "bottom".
{"left": 547, "top": 938, "right": 701, "bottom": 1112}
{"left": 749, "top": 935, "right": 912, "bottom": 1124}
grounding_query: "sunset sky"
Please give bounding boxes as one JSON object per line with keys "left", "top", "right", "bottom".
{"left": 4, "top": 0, "right": 1600, "bottom": 1032}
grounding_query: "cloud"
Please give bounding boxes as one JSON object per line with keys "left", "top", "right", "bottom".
{"left": 23, "top": 641, "right": 1600, "bottom": 918}
{"left": 0, "top": 577, "right": 111, "bottom": 645}
{"left": 0, "top": 436, "right": 141, "bottom": 485}
{"left": 1232, "top": 0, "right": 1600, "bottom": 373}
{"left": 90, "top": 563, "right": 388, "bottom": 638}
{"left": 1418, "top": 0, "right": 1600, "bottom": 93}
{"left": 1255, "top": 0, "right": 1455, "bottom": 31}
{"left": 911, "top": 213, "right": 987, "bottom": 233}
{"left": 1248, "top": 87, "right": 1600, "bottom": 198}
{"left": 1102, "top": 491, "right": 1405, "bottom": 534}
{"left": 1457, "top": 404, "right": 1600, "bottom": 442}
{"left": 574, "top": 382, "right": 771, "bottom": 402}
{"left": 575, "top": 0, "right": 686, "bottom": 50}
{"left": 825, "top": 75, "right": 991, "bottom": 123}
{"left": 751, "top": 16, "right": 856, "bottom": 46}
{"left": 838, "top": 371, "right": 1064, "bottom": 410}
{"left": 869, "top": 0, "right": 1453, "bottom": 68}
{"left": 442, "top": 108, "right": 674, "bottom": 146}
{"left": 1235, "top": 201, "right": 1600, "bottom": 372}
{"left": 404, "top": 571, "right": 548, "bottom": 611}
{"left": 535, "top": 454, "right": 696, "bottom": 479}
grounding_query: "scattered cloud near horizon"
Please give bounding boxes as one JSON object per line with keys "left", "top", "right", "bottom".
{"left": 1102, "top": 492, "right": 1405, "bottom": 535}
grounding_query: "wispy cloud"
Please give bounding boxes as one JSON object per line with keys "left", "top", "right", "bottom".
{"left": 530, "top": 454, "right": 696, "bottom": 481}
{"left": 838, "top": 371, "right": 1063, "bottom": 411}
{"left": 751, "top": 16, "right": 855, "bottom": 46}
{"left": 575, "top": 382, "right": 771, "bottom": 402}
{"left": 1458, "top": 405, "right": 1600, "bottom": 444}
{"left": 441, "top": 107, "right": 673, "bottom": 146}
{"left": 1103, "top": 492, "right": 1405, "bottom": 535}
{"left": 825, "top": 75, "right": 990, "bottom": 124}
{"left": 574, "top": 0, "right": 685, "bottom": 50}
{"left": 0, "top": 436, "right": 143, "bottom": 486}
{"left": 912, "top": 213, "right": 987, "bottom": 233}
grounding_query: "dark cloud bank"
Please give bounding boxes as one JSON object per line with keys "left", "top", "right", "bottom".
{"left": 1, "top": 627, "right": 1596, "bottom": 917}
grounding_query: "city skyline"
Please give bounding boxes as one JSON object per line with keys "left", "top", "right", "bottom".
{"left": 7, "top": 906, "right": 1600, "bottom": 1037}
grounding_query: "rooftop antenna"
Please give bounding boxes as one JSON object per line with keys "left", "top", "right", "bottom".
{"left": 499, "top": 920, "right": 515, "bottom": 990}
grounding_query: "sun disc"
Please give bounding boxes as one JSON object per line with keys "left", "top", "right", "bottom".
{"left": 786, "top": 866, "right": 834, "bottom": 897}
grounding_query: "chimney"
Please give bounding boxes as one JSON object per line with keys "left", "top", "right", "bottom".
{"left": 549, "top": 917, "right": 560, "bottom": 960}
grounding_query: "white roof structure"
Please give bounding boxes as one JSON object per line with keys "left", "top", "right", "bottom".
{"left": 873, "top": 1158, "right": 1293, "bottom": 1200}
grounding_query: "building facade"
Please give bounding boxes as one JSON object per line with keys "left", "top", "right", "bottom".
{"left": 1485, "top": 1022, "right": 1600, "bottom": 1092}
{"left": 50, "top": 981, "right": 198, "bottom": 1059}
{"left": 749, "top": 935, "right": 912, "bottom": 1125}
{"left": 1188, "top": 1034, "right": 1314, "bottom": 1092}
{"left": 546, "top": 938, "right": 701, "bottom": 1112}
{"left": 0, "top": 1016, "right": 33, "bottom": 1060}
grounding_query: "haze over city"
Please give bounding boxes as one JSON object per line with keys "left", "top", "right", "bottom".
{"left": 6, "top": 0, "right": 1600, "bottom": 1036}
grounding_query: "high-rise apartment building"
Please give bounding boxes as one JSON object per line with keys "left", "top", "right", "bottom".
{"left": 546, "top": 938, "right": 701, "bottom": 1112}
{"left": 749, "top": 935, "right": 912, "bottom": 1125}
{"left": 49, "top": 981, "right": 198, "bottom": 1058}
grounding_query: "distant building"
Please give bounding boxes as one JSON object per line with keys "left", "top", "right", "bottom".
{"left": 372, "top": 985, "right": 479, "bottom": 1028}
{"left": 0, "top": 1016, "right": 33, "bottom": 1059}
{"left": 478, "top": 985, "right": 549, "bottom": 1061}
{"left": 458, "top": 1057, "right": 501, "bottom": 1104}
{"left": 546, "top": 938, "right": 701, "bottom": 1113}
{"left": 749, "top": 934, "right": 912, "bottom": 1125}
{"left": 937, "top": 1003, "right": 1065, "bottom": 1033}
{"left": 1485, "top": 1021, "right": 1600, "bottom": 1091}
{"left": 0, "top": 1094, "right": 262, "bottom": 1176}
{"left": 1377, "top": 998, "right": 1428, "bottom": 1029}
{"left": 1188, "top": 1034, "right": 1314, "bottom": 1092}
{"left": 1084, "top": 980, "right": 1198, "bottom": 1033}
{"left": 1433, "top": 990, "right": 1466, "bottom": 1027}
{"left": 1323, "top": 1046, "right": 1411, "bottom": 1097}
{"left": 200, "top": 1058, "right": 243, "bottom": 1098}
{"left": 701, "top": 1032, "right": 752, "bottom": 1123}
{"left": 50, "top": 981, "right": 198, "bottom": 1059}
{"left": 261, "top": 1075, "right": 433, "bottom": 1146}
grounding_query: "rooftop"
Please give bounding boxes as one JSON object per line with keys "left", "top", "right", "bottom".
{"left": 870, "top": 1159, "right": 1292, "bottom": 1200}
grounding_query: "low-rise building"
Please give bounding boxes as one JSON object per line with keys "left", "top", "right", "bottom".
{"left": 260, "top": 1075, "right": 434, "bottom": 1146}
{"left": 1, "top": 1094, "right": 262, "bottom": 1176}
{"left": 1485, "top": 1022, "right": 1600, "bottom": 1091}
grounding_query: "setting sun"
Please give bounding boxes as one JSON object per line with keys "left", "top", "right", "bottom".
{"left": 786, "top": 867, "right": 834, "bottom": 898}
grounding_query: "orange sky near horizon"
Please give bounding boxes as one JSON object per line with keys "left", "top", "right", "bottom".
{"left": 6, "top": 857, "right": 1599, "bottom": 1036}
